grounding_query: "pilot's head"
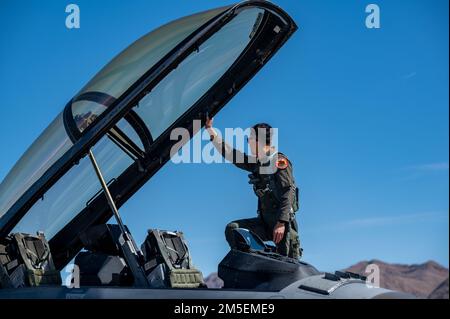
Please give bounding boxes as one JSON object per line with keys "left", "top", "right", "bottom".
{"left": 248, "top": 123, "right": 273, "bottom": 158}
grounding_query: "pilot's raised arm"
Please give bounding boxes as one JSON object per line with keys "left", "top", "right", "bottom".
{"left": 205, "top": 117, "right": 257, "bottom": 172}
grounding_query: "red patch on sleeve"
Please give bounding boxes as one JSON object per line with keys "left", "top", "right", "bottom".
{"left": 276, "top": 157, "right": 288, "bottom": 169}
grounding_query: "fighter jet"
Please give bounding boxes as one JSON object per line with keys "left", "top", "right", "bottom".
{"left": 0, "top": 1, "right": 413, "bottom": 299}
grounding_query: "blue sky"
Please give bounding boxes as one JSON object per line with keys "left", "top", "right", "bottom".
{"left": 0, "top": 0, "right": 448, "bottom": 276}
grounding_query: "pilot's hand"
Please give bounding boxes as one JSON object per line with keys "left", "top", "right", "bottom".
{"left": 273, "top": 222, "right": 286, "bottom": 244}
{"left": 205, "top": 115, "right": 217, "bottom": 139}
{"left": 205, "top": 115, "right": 214, "bottom": 129}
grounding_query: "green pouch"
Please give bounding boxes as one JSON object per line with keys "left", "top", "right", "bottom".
{"left": 169, "top": 268, "right": 204, "bottom": 288}
{"left": 25, "top": 269, "right": 61, "bottom": 287}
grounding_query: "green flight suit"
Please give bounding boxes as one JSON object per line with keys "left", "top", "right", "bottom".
{"left": 212, "top": 136, "right": 301, "bottom": 259}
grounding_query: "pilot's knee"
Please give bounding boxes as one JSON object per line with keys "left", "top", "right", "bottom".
{"left": 225, "top": 222, "right": 239, "bottom": 235}
{"left": 225, "top": 222, "right": 240, "bottom": 248}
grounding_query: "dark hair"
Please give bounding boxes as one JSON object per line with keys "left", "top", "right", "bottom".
{"left": 251, "top": 123, "right": 272, "bottom": 146}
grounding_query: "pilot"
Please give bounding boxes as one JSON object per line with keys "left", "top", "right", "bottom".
{"left": 205, "top": 117, "right": 301, "bottom": 258}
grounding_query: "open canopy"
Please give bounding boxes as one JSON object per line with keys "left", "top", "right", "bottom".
{"left": 0, "top": 1, "right": 297, "bottom": 269}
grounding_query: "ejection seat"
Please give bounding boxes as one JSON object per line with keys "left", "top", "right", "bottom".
{"left": 0, "top": 232, "right": 61, "bottom": 288}
{"left": 74, "top": 224, "right": 204, "bottom": 288}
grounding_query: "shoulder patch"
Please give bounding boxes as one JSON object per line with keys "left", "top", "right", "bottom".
{"left": 275, "top": 156, "right": 289, "bottom": 170}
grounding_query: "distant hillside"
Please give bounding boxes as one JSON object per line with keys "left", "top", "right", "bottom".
{"left": 428, "top": 278, "right": 449, "bottom": 299}
{"left": 345, "top": 260, "right": 448, "bottom": 298}
{"left": 204, "top": 259, "right": 449, "bottom": 299}
{"left": 204, "top": 272, "right": 224, "bottom": 289}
